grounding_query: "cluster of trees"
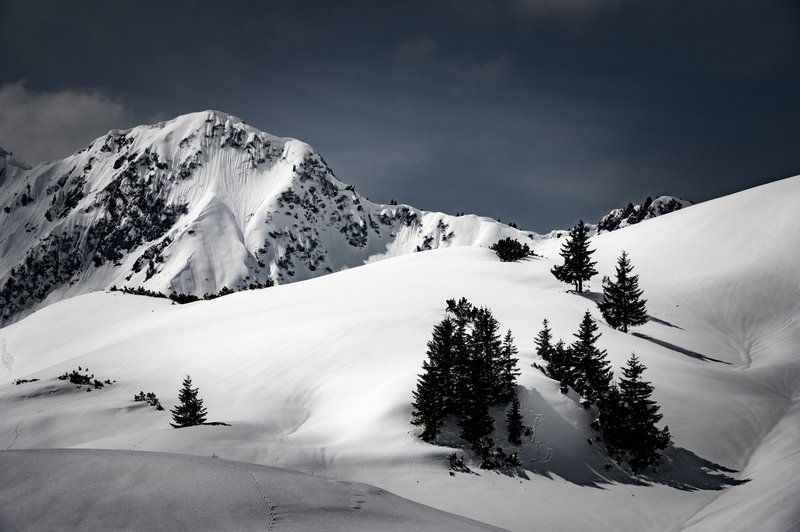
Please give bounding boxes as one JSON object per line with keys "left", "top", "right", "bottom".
{"left": 411, "top": 220, "right": 670, "bottom": 472}
{"left": 551, "top": 221, "right": 648, "bottom": 334}
{"left": 411, "top": 298, "right": 523, "bottom": 465}
{"left": 134, "top": 391, "right": 164, "bottom": 411}
{"left": 109, "top": 281, "right": 273, "bottom": 304}
{"left": 490, "top": 237, "right": 534, "bottom": 262}
{"left": 533, "top": 314, "right": 670, "bottom": 471}
{"left": 57, "top": 367, "right": 112, "bottom": 390}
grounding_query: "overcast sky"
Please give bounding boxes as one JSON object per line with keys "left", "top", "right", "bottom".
{"left": 1, "top": 0, "right": 798, "bottom": 231}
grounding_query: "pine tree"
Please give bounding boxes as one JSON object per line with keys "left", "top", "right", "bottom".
{"left": 606, "top": 354, "right": 671, "bottom": 471}
{"left": 533, "top": 319, "right": 555, "bottom": 364}
{"left": 469, "top": 306, "right": 504, "bottom": 403}
{"left": 545, "top": 340, "right": 579, "bottom": 394}
{"left": 411, "top": 358, "right": 445, "bottom": 442}
{"left": 170, "top": 375, "right": 207, "bottom": 428}
{"left": 458, "top": 392, "right": 495, "bottom": 445}
{"left": 499, "top": 329, "right": 521, "bottom": 402}
{"left": 597, "top": 251, "right": 648, "bottom": 333}
{"left": 411, "top": 317, "right": 457, "bottom": 441}
{"left": 506, "top": 393, "right": 524, "bottom": 445}
{"left": 571, "top": 311, "right": 613, "bottom": 405}
{"left": 551, "top": 220, "right": 597, "bottom": 292}
{"left": 446, "top": 296, "right": 475, "bottom": 417}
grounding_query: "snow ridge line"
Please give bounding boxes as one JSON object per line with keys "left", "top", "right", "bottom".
{"left": 250, "top": 472, "right": 277, "bottom": 530}
{"left": 677, "top": 390, "right": 797, "bottom": 531}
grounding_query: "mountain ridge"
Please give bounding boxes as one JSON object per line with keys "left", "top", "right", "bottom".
{"left": 0, "top": 111, "right": 536, "bottom": 324}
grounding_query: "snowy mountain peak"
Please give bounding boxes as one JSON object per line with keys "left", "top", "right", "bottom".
{"left": 0, "top": 111, "right": 535, "bottom": 324}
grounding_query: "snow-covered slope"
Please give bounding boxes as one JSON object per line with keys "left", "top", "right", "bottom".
{"left": 1, "top": 174, "right": 798, "bottom": 530}
{"left": 597, "top": 195, "right": 692, "bottom": 233}
{"left": 0, "top": 111, "right": 535, "bottom": 324}
{"left": 0, "top": 449, "right": 498, "bottom": 531}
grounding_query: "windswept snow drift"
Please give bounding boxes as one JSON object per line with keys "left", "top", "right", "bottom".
{"left": 0, "top": 175, "right": 799, "bottom": 531}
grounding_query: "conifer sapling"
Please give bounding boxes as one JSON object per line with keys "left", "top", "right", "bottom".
{"left": 551, "top": 220, "right": 597, "bottom": 292}
{"left": 506, "top": 393, "right": 524, "bottom": 445}
{"left": 597, "top": 251, "right": 648, "bottom": 333}
{"left": 170, "top": 375, "right": 207, "bottom": 428}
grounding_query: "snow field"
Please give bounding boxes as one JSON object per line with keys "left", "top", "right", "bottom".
{"left": 1, "top": 174, "right": 799, "bottom": 530}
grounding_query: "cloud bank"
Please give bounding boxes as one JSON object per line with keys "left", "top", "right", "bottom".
{"left": 0, "top": 81, "right": 130, "bottom": 164}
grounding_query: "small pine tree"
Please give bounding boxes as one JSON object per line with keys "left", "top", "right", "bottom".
{"left": 506, "top": 393, "right": 524, "bottom": 445}
{"left": 170, "top": 375, "right": 207, "bottom": 428}
{"left": 499, "top": 329, "right": 521, "bottom": 402}
{"left": 533, "top": 319, "right": 555, "bottom": 364}
{"left": 571, "top": 311, "right": 613, "bottom": 405}
{"left": 551, "top": 220, "right": 597, "bottom": 293}
{"left": 597, "top": 251, "right": 648, "bottom": 333}
{"left": 605, "top": 354, "right": 671, "bottom": 471}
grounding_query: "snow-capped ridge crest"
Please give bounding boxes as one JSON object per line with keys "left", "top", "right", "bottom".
{"left": 0, "top": 110, "right": 535, "bottom": 325}
{"left": 597, "top": 195, "right": 692, "bottom": 233}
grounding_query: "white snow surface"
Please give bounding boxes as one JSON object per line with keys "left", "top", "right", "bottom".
{"left": 0, "top": 449, "right": 499, "bottom": 531}
{"left": 0, "top": 111, "right": 535, "bottom": 324}
{"left": 1, "top": 174, "right": 799, "bottom": 530}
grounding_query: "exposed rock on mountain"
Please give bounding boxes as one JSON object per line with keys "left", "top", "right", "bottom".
{"left": 597, "top": 196, "right": 692, "bottom": 233}
{"left": 0, "top": 111, "right": 535, "bottom": 324}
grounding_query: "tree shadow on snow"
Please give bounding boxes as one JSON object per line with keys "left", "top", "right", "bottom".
{"left": 640, "top": 446, "right": 748, "bottom": 491}
{"left": 495, "top": 387, "right": 744, "bottom": 492}
{"left": 632, "top": 332, "right": 731, "bottom": 365}
{"left": 647, "top": 315, "right": 684, "bottom": 330}
{"left": 574, "top": 290, "right": 604, "bottom": 304}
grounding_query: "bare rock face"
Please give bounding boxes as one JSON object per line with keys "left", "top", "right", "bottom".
{"left": 597, "top": 195, "right": 692, "bottom": 233}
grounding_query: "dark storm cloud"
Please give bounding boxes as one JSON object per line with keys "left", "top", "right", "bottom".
{"left": 0, "top": 81, "right": 132, "bottom": 163}
{"left": 1, "top": 0, "right": 798, "bottom": 232}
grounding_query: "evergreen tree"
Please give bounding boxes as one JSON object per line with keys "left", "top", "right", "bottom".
{"left": 170, "top": 375, "right": 207, "bottom": 428}
{"left": 458, "top": 306, "right": 501, "bottom": 443}
{"left": 411, "top": 317, "right": 457, "bottom": 441}
{"left": 445, "top": 297, "right": 475, "bottom": 417}
{"left": 533, "top": 319, "right": 555, "bottom": 364}
{"left": 546, "top": 340, "right": 578, "bottom": 393}
{"left": 571, "top": 311, "right": 613, "bottom": 405}
{"left": 499, "top": 329, "right": 521, "bottom": 402}
{"left": 605, "top": 354, "right": 671, "bottom": 471}
{"left": 597, "top": 251, "right": 648, "bottom": 333}
{"left": 490, "top": 237, "right": 532, "bottom": 262}
{"left": 458, "top": 392, "right": 495, "bottom": 446}
{"left": 411, "top": 358, "right": 445, "bottom": 442}
{"left": 506, "top": 393, "right": 524, "bottom": 445}
{"left": 551, "top": 220, "right": 597, "bottom": 292}
{"left": 469, "top": 306, "right": 504, "bottom": 403}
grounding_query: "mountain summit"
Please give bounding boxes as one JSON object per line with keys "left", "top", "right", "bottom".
{"left": 0, "top": 111, "right": 534, "bottom": 323}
